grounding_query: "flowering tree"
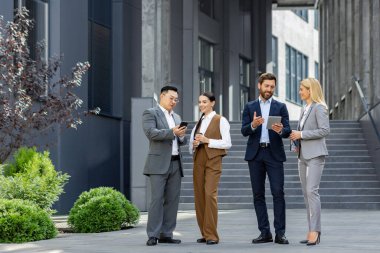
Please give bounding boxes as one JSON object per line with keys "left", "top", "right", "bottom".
{"left": 0, "top": 7, "right": 99, "bottom": 163}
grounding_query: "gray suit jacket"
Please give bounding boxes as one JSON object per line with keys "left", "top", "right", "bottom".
{"left": 142, "top": 106, "right": 187, "bottom": 176}
{"left": 298, "top": 103, "right": 330, "bottom": 159}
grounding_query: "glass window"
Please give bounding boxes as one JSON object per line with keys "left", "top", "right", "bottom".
{"left": 315, "top": 62, "right": 319, "bottom": 79}
{"left": 18, "top": 0, "right": 49, "bottom": 61}
{"left": 239, "top": 58, "right": 250, "bottom": 119}
{"left": 88, "top": 0, "right": 112, "bottom": 115}
{"left": 15, "top": 0, "right": 49, "bottom": 95}
{"left": 286, "top": 44, "right": 308, "bottom": 105}
{"left": 198, "top": 38, "right": 214, "bottom": 93}
{"left": 272, "top": 36, "right": 278, "bottom": 95}
{"left": 314, "top": 10, "right": 319, "bottom": 30}
{"left": 199, "top": 0, "right": 214, "bottom": 19}
{"left": 292, "top": 9, "right": 308, "bottom": 22}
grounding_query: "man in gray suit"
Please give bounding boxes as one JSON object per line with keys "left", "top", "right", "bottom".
{"left": 142, "top": 85, "right": 187, "bottom": 246}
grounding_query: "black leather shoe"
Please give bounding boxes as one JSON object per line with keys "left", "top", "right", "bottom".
{"left": 146, "top": 237, "right": 158, "bottom": 246}
{"left": 158, "top": 237, "right": 181, "bottom": 244}
{"left": 206, "top": 240, "right": 218, "bottom": 245}
{"left": 197, "top": 238, "right": 206, "bottom": 243}
{"left": 299, "top": 239, "right": 308, "bottom": 244}
{"left": 275, "top": 234, "right": 289, "bottom": 244}
{"left": 252, "top": 234, "right": 273, "bottom": 244}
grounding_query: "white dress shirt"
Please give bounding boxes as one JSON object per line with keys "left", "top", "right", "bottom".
{"left": 189, "top": 111, "right": 232, "bottom": 154}
{"left": 250, "top": 97, "right": 272, "bottom": 143}
{"left": 159, "top": 105, "right": 179, "bottom": 155}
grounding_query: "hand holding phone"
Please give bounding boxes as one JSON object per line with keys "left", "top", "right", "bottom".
{"left": 179, "top": 121, "right": 188, "bottom": 128}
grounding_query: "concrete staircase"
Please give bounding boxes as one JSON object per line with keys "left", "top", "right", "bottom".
{"left": 179, "top": 120, "right": 380, "bottom": 210}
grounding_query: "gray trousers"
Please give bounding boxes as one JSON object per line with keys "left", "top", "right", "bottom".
{"left": 147, "top": 160, "right": 181, "bottom": 238}
{"left": 298, "top": 154, "right": 325, "bottom": 232}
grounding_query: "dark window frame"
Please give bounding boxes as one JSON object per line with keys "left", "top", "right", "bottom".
{"left": 239, "top": 57, "right": 251, "bottom": 119}
{"left": 315, "top": 61, "right": 319, "bottom": 79}
{"left": 314, "top": 10, "right": 319, "bottom": 30}
{"left": 285, "top": 44, "right": 308, "bottom": 105}
{"left": 272, "top": 36, "right": 278, "bottom": 95}
{"left": 198, "top": 0, "right": 215, "bottom": 19}
{"left": 292, "top": 9, "right": 309, "bottom": 22}
{"left": 198, "top": 38, "right": 214, "bottom": 93}
{"left": 88, "top": 0, "right": 113, "bottom": 116}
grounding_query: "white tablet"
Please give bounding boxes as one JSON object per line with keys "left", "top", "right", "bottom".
{"left": 266, "top": 116, "right": 282, "bottom": 129}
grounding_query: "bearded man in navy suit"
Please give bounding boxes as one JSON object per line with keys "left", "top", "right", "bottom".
{"left": 241, "top": 73, "right": 291, "bottom": 245}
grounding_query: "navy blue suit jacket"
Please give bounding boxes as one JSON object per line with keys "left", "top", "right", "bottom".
{"left": 241, "top": 98, "right": 291, "bottom": 162}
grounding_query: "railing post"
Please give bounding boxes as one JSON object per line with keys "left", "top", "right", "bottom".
{"left": 352, "top": 76, "right": 380, "bottom": 144}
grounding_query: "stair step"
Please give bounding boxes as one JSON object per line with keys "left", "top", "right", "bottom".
{"left": 181, "top": 187, "right": 380, "bottom": 195}
{"left": 181, "top": 174, "right": 379, "bottom": 183}
{"left": 182, "top": 168, "right": 378, "bottom": 175}
{"left": 226, "top": 122, "right": 361, "bottom": 129}
{"left": 184, "top": 150, "right": 368, "bottom": 156}
{"left": 181, "top": 181, "right": 380, "bottom": 189}
{"left": 179, "top": 202, "right": 380, "bottom": 210}
{"left": 182, "top": 144, "right": 369, "bottom": 151}
{"left": 180, "top": 120, "right": 380, "bottom": 210}
{"left": 182, "top": 156, "right": 372, "bottom": 163}
{"left": 179, "top": 195, "right": 380, "bottom": 203}
{"left": 184, "top": 162, "right": 374, "bottom": 169}
{"left": 227, "top": 128, "right": 364, "bottom": 134}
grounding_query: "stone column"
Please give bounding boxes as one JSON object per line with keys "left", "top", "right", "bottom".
{"left": 142, "top": 0, "right": 171, "bottom": 99}
{"left": 137, "top": 0, "right": 172, "bottom": 211}
{"left": 345, "top": 0, "right": 353, "bottom": 119}
{"left": 182, "top": 0, "right": 198, "bottom": 121}
{"left": 373, "top": 0, "right": 380, "bottom": 101}
{"left": 361, "top": 0, "right": 371, "bottom": 105}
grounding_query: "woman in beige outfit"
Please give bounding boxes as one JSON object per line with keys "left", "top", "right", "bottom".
{"left": 189, "top": 92, "right": 231, "bottom": 245}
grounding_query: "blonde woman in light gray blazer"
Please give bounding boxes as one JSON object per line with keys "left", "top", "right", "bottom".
{"left": 290, "top": 78, "right": 330, "bottom": 246}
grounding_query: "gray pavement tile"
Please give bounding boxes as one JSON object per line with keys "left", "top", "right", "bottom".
{"left": 1, "top": 209, "right": 380, "bottom": 253}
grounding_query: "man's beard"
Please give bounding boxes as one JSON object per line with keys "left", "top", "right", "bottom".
{"left": 260, "top": 90, "right": 273, "bottom": 100}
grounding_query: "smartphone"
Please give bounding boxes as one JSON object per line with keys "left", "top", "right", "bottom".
{"left": 179, "top": 121, "right": 188, "bottom": 128}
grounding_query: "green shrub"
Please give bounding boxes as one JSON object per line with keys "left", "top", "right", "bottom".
{"left": 0, "top": 199, "right": 57, "bottom": 243}
{"left": 0, "top": 147, "right": 70, "bottom": 214}
{"left": 68, "top": 187, "right": 140, "bottom": 233}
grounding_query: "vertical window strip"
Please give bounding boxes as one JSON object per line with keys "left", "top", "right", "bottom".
{"left": 285, "top": 44, "right": 308, "bottom": 105}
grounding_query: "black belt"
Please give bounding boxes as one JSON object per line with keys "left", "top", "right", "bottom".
{"left": 259, "top": 143, "right": 270, "bottom": 148}
{"left": 171, "top": 155, "right": 180, "bottom": 161}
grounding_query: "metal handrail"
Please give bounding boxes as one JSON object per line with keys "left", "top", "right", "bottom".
{"left": 352, "top": 76, "right": 380, "bottom": 143}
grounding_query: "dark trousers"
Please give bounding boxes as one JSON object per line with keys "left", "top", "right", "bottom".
{"left": 248, "top": 147, "right": 286, "bottom": 236}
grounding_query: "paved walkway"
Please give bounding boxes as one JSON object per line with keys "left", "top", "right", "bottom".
{"left": 1, "top": 209, "right": 379, "bottom": 253}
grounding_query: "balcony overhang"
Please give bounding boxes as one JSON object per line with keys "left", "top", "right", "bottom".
{"left": 272, "top": 0, "right": 319, "bottom": 9}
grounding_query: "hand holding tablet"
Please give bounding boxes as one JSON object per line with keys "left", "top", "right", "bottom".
{"left": 266, "top": 116, "right": 282, "bottom": 129}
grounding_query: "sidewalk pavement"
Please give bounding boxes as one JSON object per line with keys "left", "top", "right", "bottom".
{"left": 1, "top": 209, "right": 379, "bottom": 253}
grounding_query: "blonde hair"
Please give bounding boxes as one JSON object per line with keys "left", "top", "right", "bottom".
{"left": 300, "top": 78, "right": 328, "bottom": 109}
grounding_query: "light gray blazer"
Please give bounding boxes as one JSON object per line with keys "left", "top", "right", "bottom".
{"left": 142, "top": 106, "right": 187, "bottom": 176}
{"left": 298, "top": 102, "right": 330, "bottom": 160}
